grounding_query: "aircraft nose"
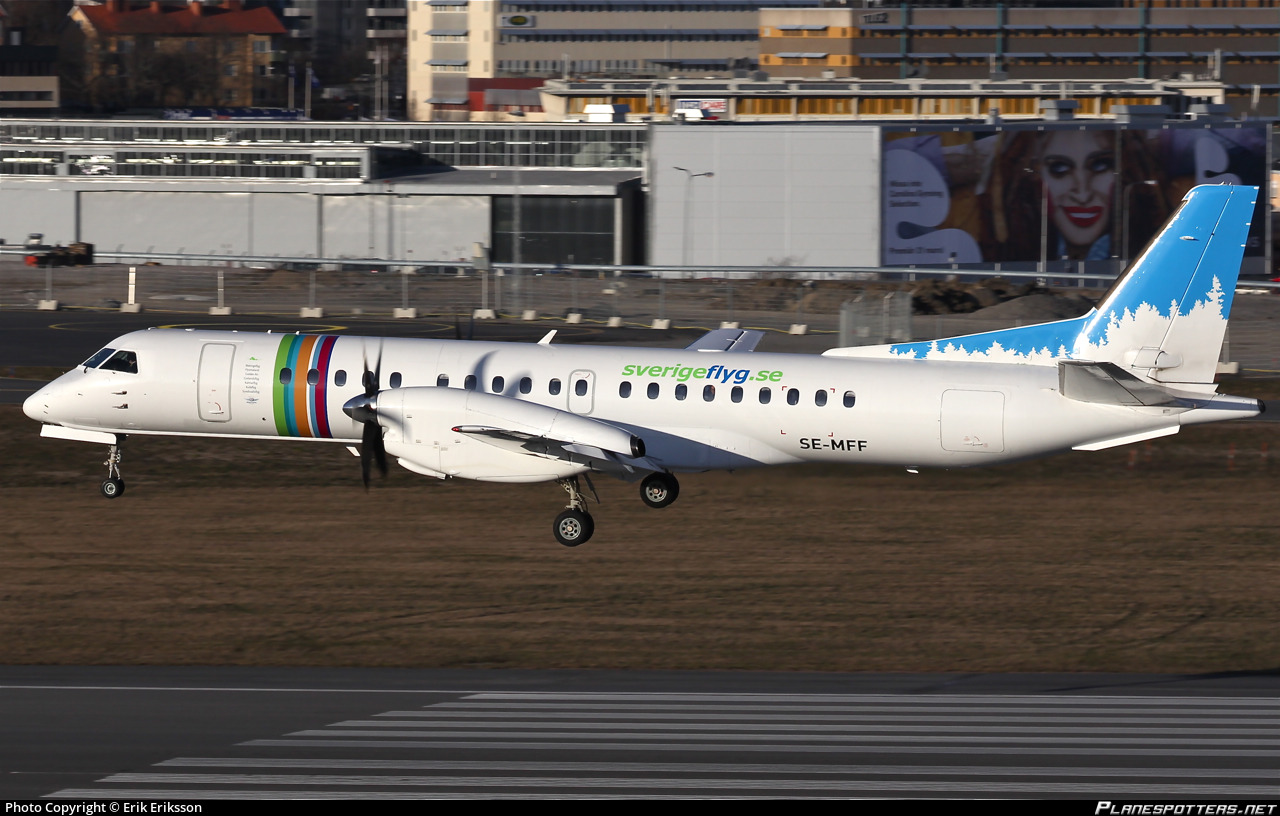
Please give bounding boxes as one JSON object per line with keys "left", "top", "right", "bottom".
{"left": 23, "top": 383, "right": 53, "bottom": 422}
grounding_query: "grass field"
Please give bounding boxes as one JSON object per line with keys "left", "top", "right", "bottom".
{"left": 3, "top": 380, "right": 1279, "bottom": 674}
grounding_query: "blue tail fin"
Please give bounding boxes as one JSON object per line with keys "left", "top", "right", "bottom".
{"left": 828, "top": 184, "right": 1257, "bottom": 387}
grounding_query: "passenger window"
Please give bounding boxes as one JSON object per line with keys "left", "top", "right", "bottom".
{"left": 390, "top": 372, "right": 402, "bottom": 389}
{"left": 759, "top": 387, "right": 771, "bottom": 404}
{"left": 703, "top": 384, "right": 715, "bottom": 402}
{"left": 549, "top": 378, "right": 562, "bottom": 395}
{"left": 647, "top": 382, "right": 659, "bottom": 399}
{"left": 787, "top": 388, "right": 799, "bottom": 406}
{"left": 675, "top": 384, "right": 687, "bottom": 401}
{"left": 464, "top": 374, "right": 476, "bottom": 390}
{"left": 436, "top": 374, "right": 449, "bottom": 387}
{"left": 844, "top": 391, "right": 856, "bottom": 408}
{"left": 519, "top": 377, "right": 532, "bottom": 394}
{"left": 731, "top": 386, "right": 743, "bottom": 403}
{"left": 334, "top": 369, "right": 347, "bottom": 387}
{"left": 306, "top": 368, "right": 319, "bottom": 386}
{"left": 492, "top": 375, "right": 504, "bottom": 393}
{"left": 279, "top": 368, "right": 292, "bottom": 385}
{"left": 619, "top": 381, "right": 632, "bottom": 398}
{"left": 575, "top": 379, "right": 588, "bottom": 396}
{"left": 815, "top": 389, "right": 827, "bottom": 407}
{"left": 99, "top": 350, "right": 138, "bottom": 374}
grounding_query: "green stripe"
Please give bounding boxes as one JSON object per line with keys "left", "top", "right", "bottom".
{"left": 271, "top": 336, "right": 293, "bottom": 436}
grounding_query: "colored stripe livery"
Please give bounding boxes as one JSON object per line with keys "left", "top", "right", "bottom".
{"left": 272, "top": 334, "right": 339, "bottom": 438}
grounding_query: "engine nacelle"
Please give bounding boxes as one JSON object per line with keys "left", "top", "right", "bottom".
{"left": 376, "top": 387, "right": 644, "bottom": 483}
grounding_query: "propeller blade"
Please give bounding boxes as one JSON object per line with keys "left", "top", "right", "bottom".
{"left": 359, "top": 418, "right": 387, "bottom": 488}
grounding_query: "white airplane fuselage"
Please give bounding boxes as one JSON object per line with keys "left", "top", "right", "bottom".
{"left": 25, "top": 328, "right": 1222, "bottom": 481}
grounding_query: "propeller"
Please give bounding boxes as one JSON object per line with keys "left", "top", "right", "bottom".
{"left": 342, "top": 341, "right": 388, "bottom": 488}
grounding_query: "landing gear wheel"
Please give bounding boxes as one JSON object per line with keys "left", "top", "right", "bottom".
{"left": 553, "top": 508, "right": 594, "bottom": 547}
{"left": 640, "top": 472, "right": 679, "bottom": 509}
{"left": 100, "top": 477, "right": 125, "bottom": 499}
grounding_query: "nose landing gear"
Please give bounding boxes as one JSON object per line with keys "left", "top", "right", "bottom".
{"left": 100, "top": 441, "right": 125, "bottom": 499}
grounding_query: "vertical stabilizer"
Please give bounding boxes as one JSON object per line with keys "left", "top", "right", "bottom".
{"left": 1073, "top": 184, "right": 1256, "bottom": 385}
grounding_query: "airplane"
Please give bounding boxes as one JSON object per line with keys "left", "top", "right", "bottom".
{"left": 23, "top": 184, "right": 1265, "bottom": 547}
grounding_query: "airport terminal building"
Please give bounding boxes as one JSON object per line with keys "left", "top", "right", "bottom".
{"left": 0, "top": 113, "right": 1270, "bottom": 275}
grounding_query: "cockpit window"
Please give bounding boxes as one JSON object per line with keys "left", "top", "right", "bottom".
{"left": 97, "top": 350, "right": 138, "bottom": 374}
{"left": 82, "top": 348, "right": 116, "bottom": 369}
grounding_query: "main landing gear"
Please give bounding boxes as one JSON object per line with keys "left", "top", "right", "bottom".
{"left": 549, "top": 471, "right": 680, "bottom": 547}
{"left": 640, "top": 472, "right": 679, "bottom": 509}
{"left": 553, "top": 475, "right": 597, "bottom": 547}
{"left": 100, "top": 441, "right": 125, "bottom": 499}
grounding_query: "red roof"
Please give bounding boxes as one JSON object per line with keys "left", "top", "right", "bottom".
{"left": 78, "top": 3, "right": 286, "bottom": 37}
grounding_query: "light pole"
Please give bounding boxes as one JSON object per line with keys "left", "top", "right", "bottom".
{"left": 674, "top": 166, "right": 714, "bottom": 268}
{"left": 1122, "top": 180, "right": 1159, "bottom": 265}
{"left": 1023, "top": 166, "right": 1048, "bottom": 274}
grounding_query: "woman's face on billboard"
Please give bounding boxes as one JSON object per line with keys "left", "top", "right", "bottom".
{"left": 1039, "top": 131, "right": 1116, "bottom": 251}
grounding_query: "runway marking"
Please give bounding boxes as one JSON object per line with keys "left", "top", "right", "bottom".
{"left": 372, "top": 710, "right": 1280, "bottom": 724}
{"left": 242, "top": 738, "right": 1280, "bottom": 756}
{"left": 48, "top": 781, "right": 1280, "bottom": 798}
{"left": 7, "top": 687, "right": 1279, "bottom": 705}
{"left": 156, "top": 758, "right": 1280, "bottom": 778}
{"left": 286, "top": 728, "right": 1280, "bottom": 745}
{"left": 329, "top": 719, "right": 1280, "bottom": 736}
{"left": 41, "top": 689, "right": 1280, "bottom": 800}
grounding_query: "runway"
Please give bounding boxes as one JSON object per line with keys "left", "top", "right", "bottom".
{"left": 3, "top": 668, "right": 1277, "bottom": 799}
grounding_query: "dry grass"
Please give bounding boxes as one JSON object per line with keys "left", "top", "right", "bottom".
{"left": 3, "top": 395, "right": 1279, "bottom": 674}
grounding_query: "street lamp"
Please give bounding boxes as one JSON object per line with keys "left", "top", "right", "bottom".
{"left": 674, "top": 166, "right": 714, "bottom": 267}
{"left": 1023, "top": 167, "right": 1048, "bottom": 274}
{"left": 1122, "top": 180, "right": 1159, "bottom": 265}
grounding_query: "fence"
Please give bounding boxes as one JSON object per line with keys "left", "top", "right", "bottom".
{"left": 4, "top": 257, "right": 1280, "bottom": 373}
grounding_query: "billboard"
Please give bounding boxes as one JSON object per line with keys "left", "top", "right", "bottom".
{"left": 882, "top": 124, "right": 1267, "bottom": 267}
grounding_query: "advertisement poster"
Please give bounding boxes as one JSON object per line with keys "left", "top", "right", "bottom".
{"left": 882, "top": 124, "right": 1267, "bottom": 267}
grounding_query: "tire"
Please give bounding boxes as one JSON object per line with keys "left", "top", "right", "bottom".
{"left": 100, "top": 478, "right": 125, "bottom": 499}
{"left": 553, "top": 509, "right": 594, "bottom": 547}
{"left": 640, "top": 472, "right": 679, "bottom": 509}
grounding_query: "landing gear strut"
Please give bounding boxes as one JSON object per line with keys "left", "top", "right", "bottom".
{"left": 640, "top": 472, "right": 679, "bottom": 509}
{"left": 100, "top": 442, "right": 125, "bottom": 499}
{"left": 553, "top": 474, "right": 597, "bottom": 547}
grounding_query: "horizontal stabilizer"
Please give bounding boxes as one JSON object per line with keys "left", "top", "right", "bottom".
{"left": 686, "top": 328, "right": 764, "bottom": 353}
{"left": 1058, "top": 361, "right": 1190, "bottom": 407}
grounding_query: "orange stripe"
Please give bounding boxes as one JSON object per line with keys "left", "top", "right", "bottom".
{"left": 293, "top": 335, "right": 318, "bottom": 437}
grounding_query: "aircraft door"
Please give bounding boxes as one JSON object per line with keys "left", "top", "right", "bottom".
{"left": 939, "top": 389, "right": 1004, "bottom": 453}
{"left": 568, "top": 369, "right": 595, "bottom": 414}
{"left": 197, "top": 343, "right": 235, "bottom": 422}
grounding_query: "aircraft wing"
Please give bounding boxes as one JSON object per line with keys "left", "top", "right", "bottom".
{"left": 452, "top": 424, "right": 663, "bottom": 477}
{"left": 685, "top": 328, "right": 764, "bottom": 352}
